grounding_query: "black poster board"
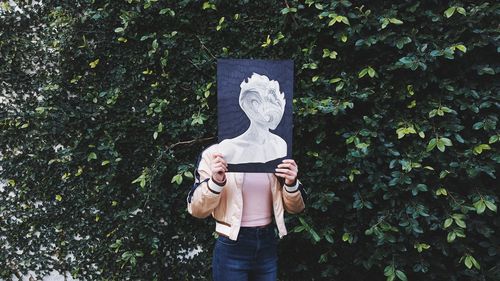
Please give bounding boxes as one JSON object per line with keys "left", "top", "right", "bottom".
{"left": 217, "top": 58, "right": 294, "bottom": 172}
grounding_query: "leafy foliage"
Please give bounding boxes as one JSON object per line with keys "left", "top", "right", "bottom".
{"left": 1, "top": 0, "right": 498, "bottom": 280}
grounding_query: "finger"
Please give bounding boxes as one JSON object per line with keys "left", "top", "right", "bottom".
{"left": 212, "top": 163, "right": 225, "bottom": 172}
{"left": 277, "top": 163, "right": 293, "bottom": 169}
{"left": 275, "top": 167, "right": 296, "bottom": 175}
{"left": 218, "top": 157, "right": 227, "bottom": 166}
{"left": 212, "top": 153, "right": 224, "bottom": 159}
{"left": 275, "top": 168, "right": 290, "bottom": 174}
{"left": 282, "top": 159, "right": 297, "bottom": 166}
{"left": 213, "top": 158, "right": 227, "bottom": 166}
{"left": 214, "top": 166, "right": 227, "bottom": 173}
{"left": 274, "top": 172, "right": 287, "bottom": 178}
{"left": 214, "top": 163, "right": 228, "bottom": 172}
{"left": 276, "top": 171, "right": 297, "bottom": 180}
{"left": 274, "top": 173, "right": 295, "bottom": 180}
{"left": 213, "top": 158, "right": 228, "bottom": 168}
{"left": 215, "top": 157, "right": 227, "bottom": 167}
{"left": 278, "top": 163, "right": 298, "bottom": 175}
{"left": 278, "top": 171, "right": 297, "bottom": 179}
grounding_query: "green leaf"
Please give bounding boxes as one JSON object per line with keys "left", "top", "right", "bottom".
{"left": 395, "top": 270, "right": 407, "bottom": 281}
{"left": 473, "top": 144, "right": 491, "bottom": 155}
{"left": 55, "top": 194, "right": 62, "bottom": 201}
{"left": 426, "top": 138, "right": 437, "bottom": 152}
{"left": 444, "top": 218, "right": 453, "bottom": 228}
{"left": 89, "top": 59, "right": 100, "bottom": 68}
{"left": 364, "top": 228, "right": 373, "bottom": 235}
{"left": 335, "top": 82, "right": 344, "bottom": 92}
{"left": 456, "top": 44, "right": 467, "bottom": 53}
{"left": 384, "top": 265, "right": 395, "bottom": 276}
{"left": 447, "top": 231, "right": 456, "bottom": 242}
{"left": 171, "top": 174, "right": 183, "bottom": 185}
{"left": 310, "top": 229, "right": 321, "bottom": 242}
{"left": 87, "top": 152, "right": 97, "bottom": 161}
{"left": 202, "top": 2, "right": 216, "bottom": 10}
{"left": 367, "top": 67, "right": 376, "bottom": 77}
{"left": 473, "top": 200, "right": 486, "bottom": 214}
{"left": 471, "top": 256, "right": 480, "bottom": 269}
{"left": 441, "top": 137, "right": 452, "bottom": 146}
{"left": 324, "top": 233, "right": 334, "bottom": 243}
{"left": 342, "top": 232, "right": 350, "bottom": 242}
{"left": 358, "top": 68, "right": 368, "bottom": 78}
{"left": 436, "top": 187, "right": 448, "bottom": 196}
{"left": 184, "top": 171, "right": 194, "bottom": 178}
{"left": 329, "top": 77, "right": 341, "bottom": 84}
{"left": 132, "top": 173, "right": 147, "bottom": 188}
{"left": 465, "top": 256, "right": 472, "bottom": 269}
{"left": 444, "top": 7, "right": 456, "bottom": 18}
{"left": 484, "top": 200, "right": 497, "bottom": 212}
{"left": 437, "top": 139, "right": 445, "bottom": 152}
{"left": 415, "top": 243, "right": 430, "bottom": 252}
{"left": 340, "top": 16, "right": 350, "bottom": 25}
{"left": 159, "top": 8, "right": 175, "bottom": 16}
{"left": 389, "top": 18, "right": 403, "bottom": 25}
{"left": 381, "top": 18, "right": 389, "bottom": 29}
{"left": 293, "top": 225, "right": 306, "bottom": 232}
{"left": 454, "top": 218, "right": 466, "bottom": 228}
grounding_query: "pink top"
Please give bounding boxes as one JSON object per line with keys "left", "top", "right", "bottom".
{"left": 240, "top": 173, "right": 273, "bottom": 227}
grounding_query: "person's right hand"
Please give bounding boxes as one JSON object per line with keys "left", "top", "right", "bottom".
{"left": 210, "top": 153, "right": 228, "bottom": 184}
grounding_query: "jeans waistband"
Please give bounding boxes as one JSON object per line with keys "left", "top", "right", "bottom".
{"left": 239, "top": 223, "right": 274, "bottom": 235}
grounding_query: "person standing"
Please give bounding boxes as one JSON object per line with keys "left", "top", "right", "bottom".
{"left": 187, "top": 143, "right": 307, "bottom": 281}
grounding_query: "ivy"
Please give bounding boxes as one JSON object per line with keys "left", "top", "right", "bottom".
{"left": 1, "top": 1, "right": 498, "bottom": 280}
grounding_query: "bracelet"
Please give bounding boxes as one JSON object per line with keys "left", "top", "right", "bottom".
{"left": 212, "top": 176, "right": 226, "bottom": 186}
{"left": 284, "top": 179, "right": 300, "bottom": 193}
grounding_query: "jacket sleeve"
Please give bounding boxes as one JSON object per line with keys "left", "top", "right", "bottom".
{"left": 186, "top": 148, "right": 226, "bottom": 219}
{"left": 281, "top": 179, "right": 307, "bottom": 214}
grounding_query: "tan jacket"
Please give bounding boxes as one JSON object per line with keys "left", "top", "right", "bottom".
{"left": 187, "top": 144, "right": 306, "bottom": 241}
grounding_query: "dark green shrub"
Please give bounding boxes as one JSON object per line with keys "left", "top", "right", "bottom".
{"left": 1, "top": 1, "right": 498, "bottom": 280}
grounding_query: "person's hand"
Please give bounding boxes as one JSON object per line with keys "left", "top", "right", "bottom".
{"left": 210, "top": 153, "right": 228, "bottom": 184}
{"left": 275, "top": 159, "right": 298, "bottom": 186}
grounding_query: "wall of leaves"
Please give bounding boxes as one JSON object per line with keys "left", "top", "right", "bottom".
{"left": 1, "top": 1, "right": 498, "bottom": 280}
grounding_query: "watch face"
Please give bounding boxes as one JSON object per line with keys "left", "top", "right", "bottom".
{"left": 217, "top": 58, "right": 294, "bottom": 173}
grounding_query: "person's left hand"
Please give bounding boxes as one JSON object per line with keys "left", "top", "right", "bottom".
{"left": 275, "top": 159, "right": 298, "bottom": 186}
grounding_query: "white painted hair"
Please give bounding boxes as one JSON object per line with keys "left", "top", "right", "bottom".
{"left": 238, "top": 72, "right": 286, "bottom": 113}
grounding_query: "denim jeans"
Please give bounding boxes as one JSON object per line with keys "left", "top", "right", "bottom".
{"left": 212, "top": 224, "right": 278, "bottom": 281}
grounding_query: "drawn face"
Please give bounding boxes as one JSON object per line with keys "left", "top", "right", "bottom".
{"left": 239, "top": 73, "right": 286, "bottom": 130}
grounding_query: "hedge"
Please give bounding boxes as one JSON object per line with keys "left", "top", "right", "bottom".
{"left": 0, "top": 1, "right": 498, "bottom": 280}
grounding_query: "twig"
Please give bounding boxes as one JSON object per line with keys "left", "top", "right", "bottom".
{"left": 284, "top": 0, "right": 299, "bottom": 26}
{"left": 195, "top": 35, "right": 216, "bottom": 60}
{"left": 188, "top": 59, "right": 202, "bottom": 71}
{"left": 166, "top": 136, "right": 215, "bottom": 150}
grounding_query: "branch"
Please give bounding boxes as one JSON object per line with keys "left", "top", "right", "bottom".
{"left": 195, "top": 35, "right": 216, "bottom": 60}
{"left": 166, "top": 136, "right": 216, "bottom": 150}
{"left": 284, "top": 0, "right": 299, "bottom": 26}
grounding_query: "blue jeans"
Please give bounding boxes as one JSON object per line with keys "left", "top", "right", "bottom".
{"left": 212, "top": 224, "right": 278, "bottom": 281}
